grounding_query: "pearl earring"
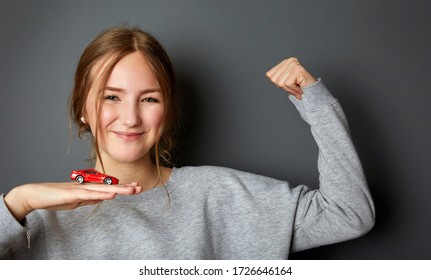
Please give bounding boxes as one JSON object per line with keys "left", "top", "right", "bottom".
{"left": 80, "top": 117, "right": 86, "bottom": 124}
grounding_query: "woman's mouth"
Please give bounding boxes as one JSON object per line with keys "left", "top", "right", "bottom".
{"left": 113, "top": 131, "right": 144, "bottom": 141}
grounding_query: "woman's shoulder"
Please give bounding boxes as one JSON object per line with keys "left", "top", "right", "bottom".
{"left": 170, "top": 165, "right": 297, "bottom": 210}
{"left": 171, "top": 165, "right": 287, "bottom": 191}
{"left": 173, "top": 165, "right": 253, "bottom": 180}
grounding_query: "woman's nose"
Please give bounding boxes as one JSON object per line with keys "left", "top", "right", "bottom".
{"left": 120, "top": 103, "right": 141, "bottom": 127}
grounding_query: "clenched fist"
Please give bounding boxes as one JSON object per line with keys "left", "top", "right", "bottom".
{"left": 266, "top": 57, "right": 317, "bottom": 100}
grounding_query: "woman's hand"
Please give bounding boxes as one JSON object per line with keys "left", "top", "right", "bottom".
{"left": 4, "top": 182, "right": 143, "bottom": 222}
{"left": 266, "top": 57, "right": 317, "bottom": 100}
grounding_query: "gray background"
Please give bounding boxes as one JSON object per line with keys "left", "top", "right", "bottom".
{"left": 0, "top": 0, "right": 430, "bottom": 259}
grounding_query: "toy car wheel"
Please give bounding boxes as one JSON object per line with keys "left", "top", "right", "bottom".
{"left": 76, "top": 175, "right": 84, "bottom": 184}
{"left": 104, "top": 177, "right": 113, "bottom": 185}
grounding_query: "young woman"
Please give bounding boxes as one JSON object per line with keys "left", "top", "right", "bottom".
{"left": 0, "top": 27, "right": 375, "bottom": 259}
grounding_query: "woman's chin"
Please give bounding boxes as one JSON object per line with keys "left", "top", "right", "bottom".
{"left": 105, "top": 152, "right": 150, "bottom": 165}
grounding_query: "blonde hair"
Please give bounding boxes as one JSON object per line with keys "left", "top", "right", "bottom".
{"left": 69, "top": 26, "right": 181, "bottom": 176}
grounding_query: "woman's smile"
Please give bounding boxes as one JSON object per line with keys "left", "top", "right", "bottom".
{"left": 112, "top": 131, "right": 145, "bottom": 142}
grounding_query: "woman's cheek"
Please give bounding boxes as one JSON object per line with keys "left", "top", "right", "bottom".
{"left": 146, "top": 107, "right": 164, "bottom": 129}
{"left": 100, "top": 108, "right": 116, "bottom": 129}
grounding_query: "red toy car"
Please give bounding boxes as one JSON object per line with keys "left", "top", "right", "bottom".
{"left": 70, "top": 169, "right": 119, "bottom": 185}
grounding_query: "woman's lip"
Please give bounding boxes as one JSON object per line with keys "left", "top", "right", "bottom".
{"left": 113, "top": 131, "right": 144, "bottom": 141}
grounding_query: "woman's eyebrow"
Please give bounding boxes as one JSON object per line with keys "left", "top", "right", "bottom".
{"left": 104, "top": 86, "right": 161, "bottom": 94}
{"left": 104, "top": 86, "right": 125, "bottom": 93}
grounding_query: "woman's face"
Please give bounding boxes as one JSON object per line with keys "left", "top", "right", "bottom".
{"left": 85, "top": 51, "right": 164, "bottom": 164}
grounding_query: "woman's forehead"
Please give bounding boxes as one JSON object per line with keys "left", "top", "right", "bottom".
{"left": 107, "top": 52, "right": 159, "bottom": 89}
{"left": 89, "top": 52, "right": 159, "bottom": 91}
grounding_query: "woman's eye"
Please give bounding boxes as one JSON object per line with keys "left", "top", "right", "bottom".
{"left": 142, "top": 97, "right": 159, "bottom": 103}
{"left": 104, "top": 95, "right": 119, "bottom": 101}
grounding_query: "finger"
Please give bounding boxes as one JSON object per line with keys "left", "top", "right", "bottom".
{"left": 275, "top": 69, "right": 303, "bottom": 96}
{"left": 79, "top": 184, "right": 144, "bottom": 196}
{"left": 266, "top": 57, "right": 298, "bottom": 78}
{"left": 133, "top": 186, "right": 144, "bottom": 194}
{"left": 296, "top": 72, "right": 307, "bottom": 88}
{"left": 116, "top": 185, "right": 143, "bottom": 195}
{"left": 266, "top": 60, "right": 289, "bottom": 83}
{"left": 268, "top": 62, "right": 303, "bottom": 95}
{"left": 276, "top": 71, "right": 303, "bottom": 93}
{"left": 277, "top": 61, "right": 302, "bottom": 82}
{"left": 74, "top": 184, "right": 137, "bottom": 195}
{"left": 267, "top": 58, "right": 299, "bottom": 82}
{"left": 282, "top": 84, "right": 303, "bottom": 99}
{"left": 64, "top": 188, "right": 116, "bottom": 203}
{"left": 266, "top": 60, "right": 285, "bottom": 79}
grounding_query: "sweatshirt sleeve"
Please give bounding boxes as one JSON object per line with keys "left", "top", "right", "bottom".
{"left": 0, "top": 194, "right": 46, "bottom": 259}
{"left": 288, "top": 79, "right": 375, "bottom": 252}
{"left": 0, "top": 194, "right": 29, "bottom": 258}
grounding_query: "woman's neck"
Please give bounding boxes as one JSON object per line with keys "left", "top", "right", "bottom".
{"left": 94, "top": 156, "right": 165, "bottom": 190}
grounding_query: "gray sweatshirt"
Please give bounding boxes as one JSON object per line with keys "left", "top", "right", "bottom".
{"left": 0, "top": 79, "right": 375, "bottom": 259}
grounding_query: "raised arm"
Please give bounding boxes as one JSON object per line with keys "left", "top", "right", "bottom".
{"left": 267, "top": 58, "right": 375, "bottom": 252}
